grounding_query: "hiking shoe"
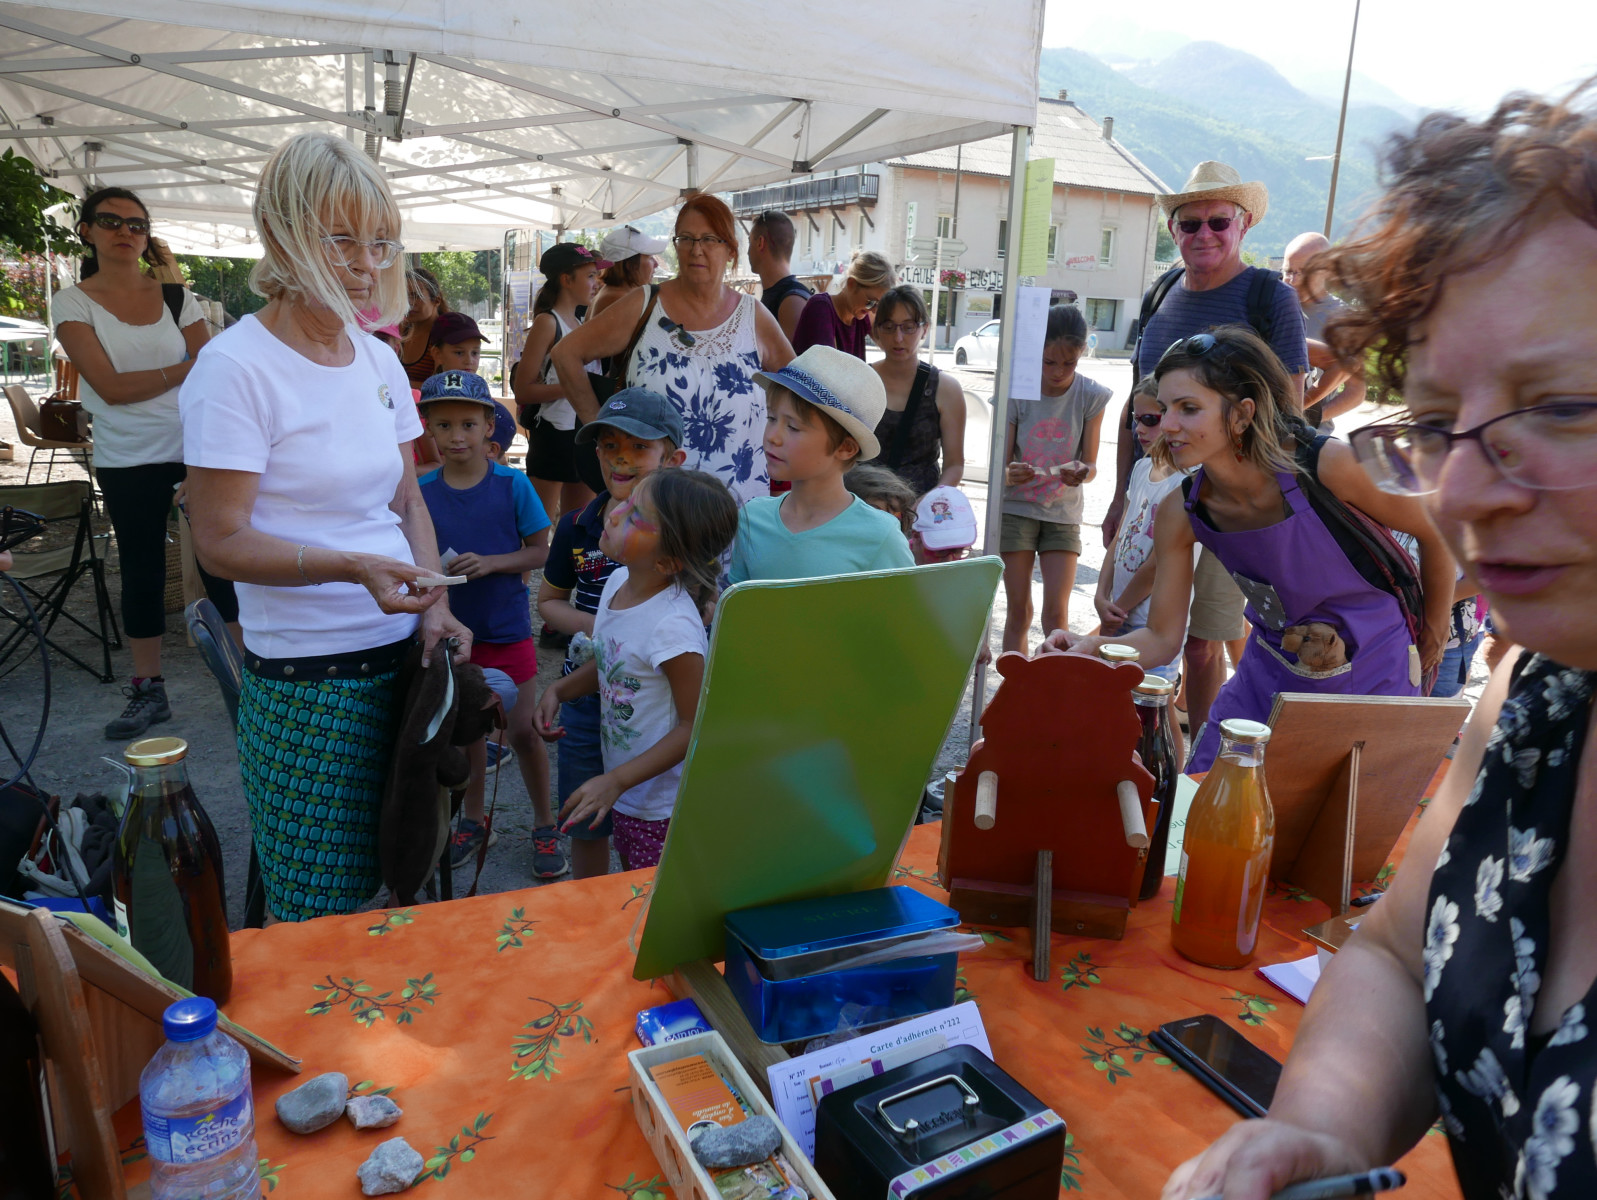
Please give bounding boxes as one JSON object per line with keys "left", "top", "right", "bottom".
{"left": 105, "top": 679, "right": 172, "bottom": 740}
{"left": 530, "top": 825, "right": 569, "bottom": 879}
{"left": 449, "top": 818, "right": 498, "bottom": 868}
{"left": 484, "top": 740, "right": 514, "bottom": 775}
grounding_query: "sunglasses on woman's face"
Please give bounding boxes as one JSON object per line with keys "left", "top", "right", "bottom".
{"left": 1134, "top": 412, "right": 1164, "bottom": 428}
{"left": 89, "top": 212, "right": 150, "bottom": 235}
{"left": 1175, "top": 215, "right": 1240, "bottom": 235}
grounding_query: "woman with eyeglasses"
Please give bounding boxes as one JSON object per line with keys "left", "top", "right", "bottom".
{"left": 551, "top": 193, "right": 792, "bottom": 507}
{"left": 868, "top": 285, "right": 966, "bottom": 494}
{"left": 1042, "top": 322, "right": 1453, "bottom": 771}
{"left": 53, "top": 186, "right": 241, "bottom": 739}
{"left": 791, "top": 250, "right": 895, "bottom": 359}
{"left": 1163, "top": 85, "right": 1597, "bottom": 1200}
{"left": 181, "top": 133, "right": 470, "bottom": 922}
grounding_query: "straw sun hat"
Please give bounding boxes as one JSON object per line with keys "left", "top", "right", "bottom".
{"left": 1158, "top": 161, "right": 1270, "bottom": 224}
{"left": 754, "top": 345, "right": 887, "bottom": 461}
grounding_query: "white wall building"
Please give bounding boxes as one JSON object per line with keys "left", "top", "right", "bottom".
{"left": 728, "top": 96, "right": 1171, "bottom": 351}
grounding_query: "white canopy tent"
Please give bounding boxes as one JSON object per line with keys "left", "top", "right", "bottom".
{"left": 0, "top": 0, "right": 1043, "bottom": 251}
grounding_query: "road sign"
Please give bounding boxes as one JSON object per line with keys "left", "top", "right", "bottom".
{"left": 908, "top": 236, "right": 968, "bottom": 257}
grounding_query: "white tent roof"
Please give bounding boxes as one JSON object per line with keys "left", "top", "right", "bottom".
{"left": 0, "top": 1, "right": 1044, "bottom": 250}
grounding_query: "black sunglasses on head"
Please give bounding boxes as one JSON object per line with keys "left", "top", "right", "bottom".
{"left": 87, "top": 212, "right": 150, "bottom": 235}
{"left": 1175, "top": 214, "right": 1241, "bottom": 235}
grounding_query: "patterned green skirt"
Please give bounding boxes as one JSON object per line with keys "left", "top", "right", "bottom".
{"left": 237, "top": 668, "right": 400, "bottom": 921}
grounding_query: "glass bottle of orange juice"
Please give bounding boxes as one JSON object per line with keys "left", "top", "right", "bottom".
{"left": 1171, "top": 719, "right": 1275, "bottom": 968}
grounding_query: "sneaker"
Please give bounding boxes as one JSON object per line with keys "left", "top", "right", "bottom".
{"left": 530, "top": 825, "right": 569, "bottom": 879}
{"left": 483, "top": 740, "right": 515, "bottom": 775}
{"left": 104, "top": 679, "right": 172, "bottom": 740}
{"left": 449, "top": 817, "right": 498, "bottom": 869}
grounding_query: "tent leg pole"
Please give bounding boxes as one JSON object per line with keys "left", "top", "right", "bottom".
{"left": 971, "top": 123, "right": 1033, "bottom": 751}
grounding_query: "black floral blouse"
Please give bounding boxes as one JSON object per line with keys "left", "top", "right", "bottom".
{"left": 1426, "top": 653, "right": 1596, "bottom": 1199}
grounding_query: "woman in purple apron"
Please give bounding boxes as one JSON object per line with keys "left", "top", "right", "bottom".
{"left": 1044, "top": 324, "right": 1453, "bottom": 770}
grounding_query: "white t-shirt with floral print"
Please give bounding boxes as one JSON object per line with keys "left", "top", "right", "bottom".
{"left": 592, "top": 568, "right": 707, "bottom": 820}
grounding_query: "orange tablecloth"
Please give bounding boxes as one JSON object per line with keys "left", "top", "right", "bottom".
{"left": 94, "top": 820, "right": 1463, "bottom": 1200}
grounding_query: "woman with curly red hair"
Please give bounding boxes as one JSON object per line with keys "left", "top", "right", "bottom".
{"left": 1164, "top": 82, "right": 1597, "bottom": 1200}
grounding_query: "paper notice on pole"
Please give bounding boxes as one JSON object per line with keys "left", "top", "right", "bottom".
{"left": 767, "top": 1001, "right": 991, "bottom": 1159}
{"left": 1007, "top": 286, "right": 1052, "bottom": 401}
{"left": 1017, "top": 157, "right": 1055, "bottom": 278}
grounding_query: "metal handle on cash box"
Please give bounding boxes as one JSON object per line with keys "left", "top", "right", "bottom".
{"left": 876, "top": 1073, "right": 982, "bottom": 1147}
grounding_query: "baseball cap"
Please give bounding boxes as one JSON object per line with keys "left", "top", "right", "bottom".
{"left": 358, "top": 305, "right": 404, "bottom": 341}
{"left": 600, "top": 225, "right": 669, "bottom": 262}
{"left": 418, "top": 370, "right": 496, "bottom": 412}
{"left": 539, "top": 241, "right": 611, "bottom": 277}
{"left": 574, "top": 387, "right": 684, "bottom": 448}
{"left": 430, "top": 311, "right": 484, "bottom": 346}
{"left": 490, "top": 402, "right": 517, "bottom": 449}
{"left": 912, "top": 485, "right": 978, "bottom": 552}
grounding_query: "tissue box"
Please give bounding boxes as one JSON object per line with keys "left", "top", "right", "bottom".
{"left": 813, "top": 1044, "right": 1065, "bottom": 1200}
{"left": 723, "top": 887, "right": 960, "bottom": 1045}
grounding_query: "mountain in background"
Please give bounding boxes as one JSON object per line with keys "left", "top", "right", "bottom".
{"left": 1038, "top": 44, "right": 1415, "bottom": 256}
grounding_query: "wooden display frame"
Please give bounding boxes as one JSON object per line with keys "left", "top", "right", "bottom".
{"left": 628, "top": 1030, "right": 837, "bottom": 1200}
{"left": 1262, "top": 692, "right": 1469, "bottom": 913}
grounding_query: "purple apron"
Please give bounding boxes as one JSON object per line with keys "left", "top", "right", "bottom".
{"left": 1185, "top": 468, "right": 1420, "bottom": 771}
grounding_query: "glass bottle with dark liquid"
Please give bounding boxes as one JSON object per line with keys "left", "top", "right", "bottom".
{"left": 1133, "top": 675, "right": 1179, "bottom": 901}
{"left": 0, "top": 973, "right": 55, "bottom": 1200}
{"left": 112, "top": 737, "right": 233, "bottom": 1003}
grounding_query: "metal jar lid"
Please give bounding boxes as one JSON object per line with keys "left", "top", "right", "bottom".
{"left": 1218, "top": 718, "right": 1271, "bottom": 743}
{"left": 125, "top": 736, "right": 189, "bottom": 766}
{"left": 1099, "top": 643, "right": 1141, "bottom": 663}
{"left": 1134, "top": 675, "right": 1174, "bottom": 696}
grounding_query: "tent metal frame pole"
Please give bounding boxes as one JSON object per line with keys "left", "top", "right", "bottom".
{"left": 970, "top": 122, "right": 1032, "bottom": 749}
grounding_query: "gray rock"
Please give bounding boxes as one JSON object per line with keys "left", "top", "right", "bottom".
{"left": 276, "top": 1072, "right": 350, "bottom": 1134}
{"left": 357, "top": 1136, "right": 424, "bottom": 1196}
{"left": 346, "top": 1094, "right": 403, "bottom": 1130}
{"left": 690, "top": 1115, "right": 783, "bottom": 1169}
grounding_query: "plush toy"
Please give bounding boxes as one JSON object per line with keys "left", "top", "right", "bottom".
{"left": 379, "top": 641, "right": 503, "bottom": 903}
{"left": 1280, "top": 622, "right": 1348, "bottom": 671}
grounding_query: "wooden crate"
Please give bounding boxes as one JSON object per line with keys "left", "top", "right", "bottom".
{"left": 627, "top": 1031, "right": 837, "bottom": 1200}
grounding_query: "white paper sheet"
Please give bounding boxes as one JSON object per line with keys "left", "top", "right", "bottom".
{"left": 1006, "top": 286, "right": 1052, "bottom": 402}
{"left": 767, "top": 1002, "right": 992, "bottom": 1159}
{"left": 1258, "top": 954, "right": 1322, "bottom": 1005}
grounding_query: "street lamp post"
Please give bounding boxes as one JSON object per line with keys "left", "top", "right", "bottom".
{"left": 1324, "top": 0, "right": 1362, "bottom": 237}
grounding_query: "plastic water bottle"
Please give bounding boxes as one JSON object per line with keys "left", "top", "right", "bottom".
{"left": 139, "top": 998, "right": 260, "bottom": 1200}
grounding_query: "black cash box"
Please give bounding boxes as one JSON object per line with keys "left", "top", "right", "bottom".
{"left": 813, "top": 1044, "right": 1066, "bottom": 1200}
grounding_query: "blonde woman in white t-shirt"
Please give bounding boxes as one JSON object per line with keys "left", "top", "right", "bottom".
{"left": 54, "top": 186, "right": 241, "bottom": 739}
{"left": 182, "top": 133, "right": 470, "bottom": 922}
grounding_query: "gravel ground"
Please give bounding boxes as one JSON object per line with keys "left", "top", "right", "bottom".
{"left": 0, "top": 361, "right": 1486, "bottom": 928}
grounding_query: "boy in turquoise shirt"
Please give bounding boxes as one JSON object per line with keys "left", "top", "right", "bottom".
{"left": 730, "top": 346, "right": 914, "bottom": 583}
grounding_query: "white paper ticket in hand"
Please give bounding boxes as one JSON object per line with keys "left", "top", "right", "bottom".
{"left": 767, "top": 1001, "right": 992, "bottom": 1159}
{"left": 414, "top": 574, "right": 468, "bottom": 587}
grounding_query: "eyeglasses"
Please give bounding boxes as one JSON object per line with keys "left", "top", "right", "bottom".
{"left": 88, "top": 213, "right": 150, "bottom": 235}
{"left": 862, "top": 298, "right": 881, "bottom": 312}
{"left": 875, "top": 321, "right": 924, "bottom": 337}
{"left": 671, "top": 234, "right": 727, "bottom": 252}
{"left": 1133, "top": 412, "right": 1164, "bottom": 428}
{"left": 658, "top": 316, "right": 696, "bottom": 349}
{"left": 1157, "top": 332, "right": 1237, "bottom": 368}
{"left": 323, "top": 235, "right": 405, "bottom": 270}
{"left": 1175, "top": 215, "right": 1241, "bottom": 235}
{"left": 1349, "top": 403, "right": 1597, "bottom": 496}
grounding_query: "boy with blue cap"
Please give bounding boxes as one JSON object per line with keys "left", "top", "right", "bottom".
{"left": 416, "top": 370, "right": 563, "bottom": 875}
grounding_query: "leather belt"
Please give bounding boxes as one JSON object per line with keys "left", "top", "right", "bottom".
{"left": 244, "top": 636, "right": 413, "bottom": 683}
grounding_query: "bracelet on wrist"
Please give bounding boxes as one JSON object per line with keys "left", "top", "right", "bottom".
{"left": 296, "top": 544, "right": 320, "bottom": 586}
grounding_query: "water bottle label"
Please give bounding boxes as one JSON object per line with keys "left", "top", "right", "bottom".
{"left": 113, "top": 897, "right": 130, "bottom": 940}
{"left": 1172, "top": 851, "right": 1189, "bottom": 923}
{"left": 144, "top": 1090, "right": 253, "bottom": 1164}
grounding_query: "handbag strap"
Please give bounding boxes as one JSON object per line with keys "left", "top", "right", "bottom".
{"left": 611, "top": 284, "right": 661, "bottom": 388}
{"left": 885, "top": 362, "right": 934, "bottom": 469}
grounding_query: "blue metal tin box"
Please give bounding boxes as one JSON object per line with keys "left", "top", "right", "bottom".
{"left": 723, "top": 887, "right": 960, "bottom": 1044}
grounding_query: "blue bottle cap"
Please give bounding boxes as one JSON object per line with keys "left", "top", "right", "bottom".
{"left": 162, "top": 997, "right": 218, "bottom": 1042}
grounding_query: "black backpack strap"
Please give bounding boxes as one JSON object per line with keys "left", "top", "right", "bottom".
{"left": 162, "top": 283, "right": 186, "bottom": 328}
{"left": 884, "top": 362, "right": 933, "bottom": 469}
{"left": 1243, "top": 267, "right": 1281, "bottom": 348}
{"left": 1132, "top": 266, "right": 1185, "bottom": 382}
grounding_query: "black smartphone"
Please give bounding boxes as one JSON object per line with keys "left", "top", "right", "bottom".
{"left": 1150, "top": 1014, "right": 1282, "bottom": 1119}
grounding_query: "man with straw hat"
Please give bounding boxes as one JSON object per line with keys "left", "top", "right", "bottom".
{"left": 1104, "top": 160, "right": 1308, "bottom": 752}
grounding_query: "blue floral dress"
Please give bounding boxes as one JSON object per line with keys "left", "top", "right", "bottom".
{"left": 626, "top": 292, "right": 767, "bottom": 507}
{"left": 1425, "top": 653, "right": 1596, "bottom": 1199}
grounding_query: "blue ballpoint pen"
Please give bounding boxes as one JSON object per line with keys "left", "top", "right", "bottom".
{"left": 1196, "top": 1166, "right": 1406, "bottom": 1200}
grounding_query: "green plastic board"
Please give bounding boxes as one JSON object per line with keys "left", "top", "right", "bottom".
{"left": 632, "top": 556, "right": 1002, "bottom": 980}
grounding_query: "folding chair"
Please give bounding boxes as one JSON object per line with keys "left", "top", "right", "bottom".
{"left": 4, "top": 384, "right": 92, "bottom": 485}
{"left": 0, "top": 480, "right": 121, "bottom": 682}
{"left": 184, "top": 598, "right": 267, "bottom": 928}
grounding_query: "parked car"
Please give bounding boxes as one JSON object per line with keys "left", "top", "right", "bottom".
{"left": 952, "top": 320, "right": 1000, "bottom": 370}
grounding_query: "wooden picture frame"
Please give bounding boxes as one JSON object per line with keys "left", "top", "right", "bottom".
{"left": 1262, "top": 692, "right": 1470, "bottom": 913}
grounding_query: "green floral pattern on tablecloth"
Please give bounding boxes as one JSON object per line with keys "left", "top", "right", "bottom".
{"left": 609, "top": 1172, "right": 669, "bottom": 1199}
{"left": 509, "top": 998, "right": 596, "bottom": 1081}
{"left": 1060, "top": 1129, "right": 1086, "bottom": 1191}
{"left": 1060, "top": 951, "right": 1105, "bottom": 991}
{"left": 367, "top": 907, "right": 416, "bottom": 936}
{"left": 1227, "top": 990, "right": 1278, "bottom": 1026}
{"left": 307, "top": 972, "right": 439, "bottom": 1026}
{"left": 417, "top": 1112, "right": 495, "bottom": 1182}
{"left": 1080, "top": 1023, "right": 1176, "bottom": 1084}
{"left": 496, "top": 906, "right": 538, "bottom": 951}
